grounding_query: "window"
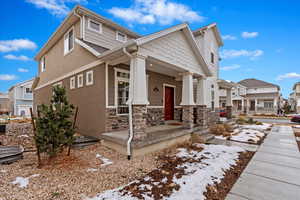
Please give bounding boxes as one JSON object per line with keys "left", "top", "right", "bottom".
{"left": 25, "top": 88, "right": 32, "bottom": 93}
{"left": 88, "top": 19, "right": 102, "bottom": 33}
{"left": 77, "top": 74, "right": 83, "bottom": 88}
{"left": 264, "top": 101, "right": 274, "bottom": 108}
{"left": 211, "top": 85, "right": 215, "bottom": 110}
{"left": 86, "top": 70, "right": 94, "bottom": 86}
{"left": 116, "top": 31, "right": 127, "bottom": 42}
{"left": 40, "top": 56, "right": 46, "bottom": 72}
{"left": 115, "top": 69, "right": 130, "bottom": 114}
{"left": 64, "top": 27, "right": 74, "bottom": 55}
{"left": 210, "top": 52, "right": 214, "bottom": 64}
{"left": 70, "top": 77, "right": 75, "bottom": 89}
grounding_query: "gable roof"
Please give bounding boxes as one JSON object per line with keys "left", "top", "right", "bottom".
{"left": 193, "top": 23, "right": 223, "bottom": 47}
{"left": 238, "top": 78, "right": 280, "bottom": 89}
{"left": 8, "top": 78, "right": 35, "bottom": 92}
{"left": 293, "top": 82, "right": 300, "bottom": 90}
{"left": 35, "top": 5, "right": 140, "bottom": 61}
{"left": 96, "top": 23, "right": 212, "bottom": 76}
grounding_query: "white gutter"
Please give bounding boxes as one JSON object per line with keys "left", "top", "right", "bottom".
{"left": 73, "top": 10, "right": 83, "bottom": 39}
{"left": 122, "top": 47, "right": 134, "bottom": 160}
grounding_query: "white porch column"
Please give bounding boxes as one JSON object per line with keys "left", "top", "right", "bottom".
{"left": 180, "top": 72, "right": 195, "bottom": 106}
{"left": 255, "top": 98, "right": 258, "bottom": 112}
{"left": 196, "top": 77, "right": 206, "bottom": 105}
{"left": 241, "top": 98, "right": 245, "bottom": 111}
{"left": 226, "top": 88, "right": 232, "bottom": 106}
{"left": 129, "top": 54, "right": 149, "bottom": 105}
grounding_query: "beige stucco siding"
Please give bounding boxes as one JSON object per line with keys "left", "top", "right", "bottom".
{"left": 139, "top": 31, "right": 205, "bottom": 75}
{"left": 108, "top": 65, "right": 182, "bottom": 106}
{"left": 84, "top": 16, "right": 135, "bottom": 50}
{"left": 37, "top": 20, "right": 98, "bottom": 87}
{"left": 34, "top": 64, "right": 106, "bottom": 137}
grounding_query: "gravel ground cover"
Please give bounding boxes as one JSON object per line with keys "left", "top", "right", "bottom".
{"left": 215, "top": 123, "right": 272, "bottom": 144}
{"left": 87, "top": 144, "right": 247, "bottom": 200}
{"left": 0, "top": 143, "right": 162, "bottom": 200}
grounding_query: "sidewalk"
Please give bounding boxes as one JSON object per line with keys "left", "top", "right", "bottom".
{"left": 226, "top": 126, "right": 300, "bottom": 200}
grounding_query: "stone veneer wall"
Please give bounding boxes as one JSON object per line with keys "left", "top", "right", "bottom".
{"left": 147, "top": 108, "right": 164, "bottom": 126}
{"left": 174, "top": 108, "right": 182, "bottom": 121}
{"left": 207, "top": 108, "right": 220, "bottom": 126}
{"left": 105, "top": 108, "right": 129, "bottom": 132}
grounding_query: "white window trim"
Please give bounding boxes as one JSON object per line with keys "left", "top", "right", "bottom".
{"left": 86, "top": 70, "right": 94, "bottom": 86}
{"left": 70, "top": 76, "right": 76, "bottom": 90}
{"left": 77, "top": 74, "right": 84, "bottom": 88}
{"left": 64, "top": 26, "right": 74, "bottom": 56}
{"left": 40, "top": 56, "right": 46, "bottom": 72}
{"left": 88, "top": 18, "right": 102, "bottom": 34}
{"left": 116, "top": 31, "right": 127, "bottom": 43}
{"left": 114, "top": 68, "right": 130, "bottom": 115}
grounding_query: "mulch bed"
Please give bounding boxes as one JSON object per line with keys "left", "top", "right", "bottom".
{"left": 204, "top": 151, "right": 255, "bottom": 200}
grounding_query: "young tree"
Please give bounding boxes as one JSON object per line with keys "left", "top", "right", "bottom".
{"left": 35, "top": 86, "right": 76, "bottom": 157}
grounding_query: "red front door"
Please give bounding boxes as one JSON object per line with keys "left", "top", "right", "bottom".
{"left": 164, "top": 86, "right": 174, "bottom": 120}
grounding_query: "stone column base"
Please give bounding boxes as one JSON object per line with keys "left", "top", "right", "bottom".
{"left": 196, "top": 105, "right": 208, "bottom": 129}
{"left": 226, "top": 106, "right": 232, "bottom": 119}
{"left": 182, "top": 105, "right": 194, "bottom": 129}
{"left": 132, "top": 105, "right": 147, "bottom": 141}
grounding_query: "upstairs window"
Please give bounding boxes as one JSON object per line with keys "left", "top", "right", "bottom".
{"left": 25, "top": 88, "right": 32, "bottom": 93}
{"left": 88, "top": 19, "right": 102, "bottom": 33}
{"left": 116, "top": 31, "right": 127, "bottom": 42}
{"left": 210, "top": 52, "right": 214, "bottom": 64}
{"left": 64, "top": 27, "right": 74, "bottom": 55}
{"left": 40, "top": 56, "right": 46, "bottom": 72}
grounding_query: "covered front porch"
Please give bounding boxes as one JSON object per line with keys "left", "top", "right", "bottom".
{"left": 99, "top": 50, "right": 213, "bottom": 156}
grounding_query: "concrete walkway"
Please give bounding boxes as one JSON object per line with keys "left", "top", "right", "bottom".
{"left": 226, "top": 126, "right": 300, "bottom": 200}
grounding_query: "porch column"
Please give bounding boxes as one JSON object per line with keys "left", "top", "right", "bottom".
{"left": 195, "top": 77, "right": 208, "bottom": 129}
{"left": 181, "top": 72, "right": 195, "bottom": 129}
{"left": 255, "top": 98, "right": 258, "bottom": 113}
{"left": 226, "top": 88, "right": 232, "bottom": 119}
{"left": 129, "top": 53, "right": 148, "bottom": 141}
{"left": 241, "top": 98, "right": 245, "bottom": 113}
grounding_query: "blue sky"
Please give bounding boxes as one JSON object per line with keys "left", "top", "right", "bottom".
{"left": 1, "top": 0, "right": 300, "bottom": 97}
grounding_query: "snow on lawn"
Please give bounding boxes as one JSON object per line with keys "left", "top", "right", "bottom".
{"left": 96, "top": 154, "right": 113, "bottom": 167}
{"left": 86, "top": 144, "right": 245, "bottom": 200}
{"left": 230, "top": 129, "right": 265, "bottom": 143}
{"left": 240, "top": 123, "right": 272, "bottom": 131}
{"left": 11, "top": 174, "right": 40, "bottom": 188}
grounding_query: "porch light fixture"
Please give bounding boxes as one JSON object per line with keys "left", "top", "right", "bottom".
{"left": 153, "top": 86, "right": 159, "bottom": 92}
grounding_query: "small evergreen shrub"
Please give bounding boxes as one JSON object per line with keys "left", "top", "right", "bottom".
{"left": 35, "top": 86, "right": 75, "bottom": 157}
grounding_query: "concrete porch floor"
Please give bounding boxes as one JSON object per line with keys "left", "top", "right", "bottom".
{"left": 100, "top": 121, "right": 196, "bottom": 156}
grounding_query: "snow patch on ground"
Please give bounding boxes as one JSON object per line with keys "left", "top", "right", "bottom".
{"left": 240, "top": 123, "right": 272, "bottom": 131}
{"left": 96, "top": 154, "right": 113, "bottom": 167}
{"left": 87, "top": 168, "right": 98, "bottom": 172}
{"left": 0, "top": 169, "right": 7, "bottom": 173}
{"left": 293, "top": 125, "right": 300, "bottom": 129}
{"left": 88, "top": 144, "right": 244, "bottom": 200}
{"left": 231, "top": 129, "right": 265, "bottom": 143}
{"left": 11, "top": 174, "right": 40, "bottom": 188}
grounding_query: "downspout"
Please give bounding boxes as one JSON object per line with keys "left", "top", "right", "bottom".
{"left": 122, "top": 47, "right": 134, "bottom": 160}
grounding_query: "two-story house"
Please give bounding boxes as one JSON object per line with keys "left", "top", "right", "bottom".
{"left": 33, "top": 5, "right": 223, "bottom": 156}
{"left": 219, "top": 82, "right": 246, "bottom": 115}
{"left": 0, "top": 93, "right": 10, "bottom": 115}
{"left": 8, "top": 79, "right": 34, "bottom": 117}
{"left": 238, "top": 78, "right": 281, "bottom": 115}
{"left": 290, "top": 82, "right": 300, "bottom": 113}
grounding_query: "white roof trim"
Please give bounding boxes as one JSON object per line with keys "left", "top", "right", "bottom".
{"left": 75, "top": 38, "right": 101, "bottom": 57}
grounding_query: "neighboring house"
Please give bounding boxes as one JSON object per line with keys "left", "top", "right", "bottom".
{"left": 9, "top": 79, "right": 34, "bottom": 117}
{"left": 238, "top": 78, "right": 281, "bottom": 115}
{"left": 0, "top": 93, "right": 10, "bottom": 115}
{"left": 33, "top": 5, "right": 223, "bottom": 156}
{"left": 290, "top": 82, "right": 300, "bottom": 113}
{"left": 219, "top": 82, "right": 246, "bottom": 115}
